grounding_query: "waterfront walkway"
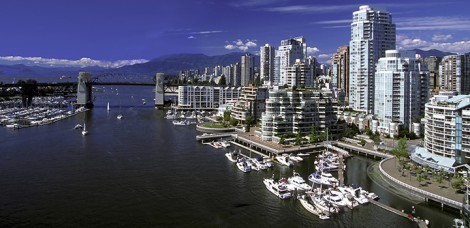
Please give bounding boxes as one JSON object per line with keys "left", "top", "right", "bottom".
{"left": 381, "top": 157, "right": 465, "bottom": 208}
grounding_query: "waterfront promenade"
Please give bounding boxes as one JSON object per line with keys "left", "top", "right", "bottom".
{"left": 381, "top": 157, "right": 465, "bottom": 208}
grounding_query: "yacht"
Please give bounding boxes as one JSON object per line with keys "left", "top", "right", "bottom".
{"left": 287, "top": 171, "right": 311, "bottom": 191}
{"left": 360, "top": 189, "right": 379, "bottom": 200}
{"left": 297, "top": 195, "right": 330, "bottom": 220}
{"left": 322, "top": 189, "right": 347, "bottom": 208}
{"left": 263, "top": 178, "right": 292, "bottom": 199}
{"left": 246, "top": 159, "right": 260, "bottom": 171}
{"left": 276, "top": 154, "right": 294, "bottom": 167}
{"left": 308, "top": 173, "right": 334, "bottom": 186}
{"left": 337, "top": 186, "right": 369, "bottom": 204}
{"left": 236, "top": 159, "right": 251, "bottom": 173}
{"left": 307, "top": 190, "right": 340, "bottom": 216}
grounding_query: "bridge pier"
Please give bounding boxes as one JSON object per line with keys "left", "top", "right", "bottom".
{"left": 76, "top": 72, "right": 93, "bottom": 108}
{"left": 155, "top": 73, "right": 165, "bottom": 109}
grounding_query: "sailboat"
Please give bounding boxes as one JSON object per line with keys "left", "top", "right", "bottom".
{"left": 117, "top": 101, "right": 123, "bottom": 119}
{"left": 81, "top": 123, "right": 88, "bottom": 136}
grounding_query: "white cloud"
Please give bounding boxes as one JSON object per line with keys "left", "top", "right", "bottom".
{"left": 307, "top": 47, "right": 320, "bottom": 55}
{"left": 0, "top": 56, "right": 148, "bottom": 68}
{"left": 397, "top": 34, "right": 470, "bottom": 54}
{"left": 432, "top": 34, "right": 453, "bottom": 41}
{"left": 230, "top": 0, "right": 288, "bottom": 7}
{"left": 318, "top": 54, "right": 331, "bottom": 59}
{"left": 225, "top": 39, "right": 258, "bottom": 52}
{"left": 187, "top": 36, "right": 196, "bottom": 39}
{"left": 314, "top": 19, "right": 351, "bottom": 25}
{"left": 190, "top": 30, "right": 223, "bottom": 35}
{"left": 224, "top": 44, "right": 237, "bottom": 50}
{"left": 396, "top": 16, "right": 470, "bottom": 31}
{"left": 264, "top": 4, "right": 358, "bottom": 13}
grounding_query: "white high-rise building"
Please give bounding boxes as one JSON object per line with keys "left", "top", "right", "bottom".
{"left": 349, "top": 5, "right": 396, "bottom": 114}
{"left": 277, "top": 37, "right": 307, "bottom": 86}
{"left": 374, "top": 50, "right": 426, "bottom": 134}
{"left": 260, "top": 44, "right": 276, "bottom": 85}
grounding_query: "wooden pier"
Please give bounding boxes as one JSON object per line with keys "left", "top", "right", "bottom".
{"left": 369, "top": 200, "right": 428, "bottom": 228}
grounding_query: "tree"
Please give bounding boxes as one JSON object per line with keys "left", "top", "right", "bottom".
{"left": 218, "top": 75, "right": 226, "bottom": 86}
{"left": 279, "top": 135, "right": 286, "bottom": 145}
{"left": 309, "top": 126, "right": 317, "bottom": 143}
{"left": 391, "top": 137, "right": 409, "bottom": 165}
{"left": 295, "top": 133, "right": 302, "bottom": 145}
{"left": 245, "top": 115, "right": 252, "bottom": 132}
{"left": 229, "top": 118, "right": 238, "bottom": 126}
{"left": 451, "top": 177, "right": 465, "bottom": 192}
{"left": 223, "top": 110, "right": 231, "bottom": 123}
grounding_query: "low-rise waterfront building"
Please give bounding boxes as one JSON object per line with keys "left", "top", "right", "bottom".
{"left": 177, "top": 86, "right": 241, "bottom": 110}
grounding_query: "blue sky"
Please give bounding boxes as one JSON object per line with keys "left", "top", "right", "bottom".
{"left": 1, "top": 0, "right": 470, "bottom": 67}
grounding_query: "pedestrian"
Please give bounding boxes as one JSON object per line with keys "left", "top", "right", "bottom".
{"left": 411, "top": 206, "right": 416, "bottom": 217}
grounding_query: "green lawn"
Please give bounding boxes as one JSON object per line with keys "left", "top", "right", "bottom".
{"left": 202, "top": 123, "right": 226, "bottom": 128}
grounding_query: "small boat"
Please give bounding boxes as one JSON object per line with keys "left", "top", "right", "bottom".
{"left": 297, "top": 153, "right": 310, "bottom": 157}
{"left": 360, "top": 189, "right": 379, "bottom": 200}
{"left": 107, "top": 102, "right": 110, "bottom": 111}
{"left": 225, "top": 151, "right": 238, "bottom": 162}
{"left": 276, "top": 154, "right": 294, "bottom": 167}
{"left": 237, "top": 158, "right": 251, "bottom": 173}
{"left": 298, "top": 195, "right": 330, "bottom": 220}
{"left": 263, "top": 178, "right": 292, "bottom": 199}
{"left": 117, "top": 114, "right": 123, "bottom": 120}
{"left": 172, "top": 120, "right": 187, "bottom": 126}
{"left": 287, "top": 171, "right": 311, "bottom": 191}
{"left": 81, "top": 123, "right": 88, "bottom": 136}
{"left": 289, "top": 154, "right": 303, "bottom": 162}
{"left": 454, "top": 218, "right": 464, "bottom": 228}
{"left": 308, "top": 173, "right": 333, "bottom": 186}
{"left": 337, "top": 186, "right": 369, "bottom": 204}
{"left": 74, "top": 124, "right": 83, "bottom": 129}
{"left": 220, "top": 141, "right": 230, "bottom": 148}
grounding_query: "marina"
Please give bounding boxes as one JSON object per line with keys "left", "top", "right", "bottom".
{"left": 0, "top": 85, "right": 459, "bottom": 227}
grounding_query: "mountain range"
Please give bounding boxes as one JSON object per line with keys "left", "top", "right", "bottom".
{"left": 0, "top": 49, "right": 464, "bottom": 81}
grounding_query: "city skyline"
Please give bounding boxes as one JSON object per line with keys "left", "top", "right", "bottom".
{"left": 1, "top": 0, "right": 470, "bottom": 68}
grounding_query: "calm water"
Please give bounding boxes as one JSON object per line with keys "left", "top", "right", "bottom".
{"left": 0, "top": 86, "right": 455, "bottom": 227}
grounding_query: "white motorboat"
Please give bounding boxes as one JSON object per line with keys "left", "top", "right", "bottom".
{"left": 289, "top": 154, "right": 303, "bottom": 162}
{"left": 246, "top": 159, "right": 260, "bottom": 171}
{"left": 81, "top": 123, "right": 88, "bottom": 136}
{"left": 172, "top": 120, "right": 187, "bottom": 126}
{"left": 220, "top": 141, "right": 230, "bottom": 148}
{"left": 360, "top": 189, "right": 379, "bottom": 200}
{"left": 337, "top": 186, "right": 369, "bottom": 204}
{"left": 320, "top": 172, "right": 338, "bottom": 185}
{"left": 74, "top": 124, "right": 83, "bottom": 129}
{"left": 251, "top": 158, "right": 267, "bottom": 170}
{"left": 307, "top": 191, "right": 340, "bottom": 216}
{"left": 263, "top": 178, "right": 292, "bottom": 199}
{"left": 297, "top": 153, "right": 310, "bottom": 157}
{"left": 117, "top": 114, "right": 123, "bottom": 119}
{"left": 287, "top": 171, "right": 311, "bottom": 191}
{"left": 308, "top": 173, "right": 334, "bottom": 186}
{"left": 225, "top": 151, "right": 238, "bottom": 162}
{"left": 276, "top": 154, "right": 294, "bottom": 167}
{"left": 237, "top": 159, "right": 251, "bottom": 173}
{"left": 322, "top": 189, "right": 347, "bottom": 208}
{"left": 297, "top": 195, "right": 330, "bottom": 220}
